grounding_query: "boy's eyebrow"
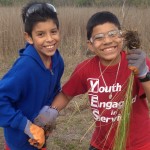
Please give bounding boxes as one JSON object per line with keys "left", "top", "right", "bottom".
{"left": 35, "top": 31, "right": 44, "bottom": 33}
{"left": 51, "top": 27, "right": 58, "bottom": 30}
{"left": 35, "top": 27, "right": 58, "bottom": 32}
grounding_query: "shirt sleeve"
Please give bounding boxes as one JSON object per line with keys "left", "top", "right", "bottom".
{"left": 0, "top": 64, "right": 28, "bottom": 131}
{"left": 138, "top": 80, "right": 146, "bottom": 98}
{"left": 138, "top": 57, "right": 150, "bottom": 98}
{"left": 62, "top": 65, "right": 87, "bottom": 97}
{"left": 146, "top": 57, "right": 150, "bottom": 70}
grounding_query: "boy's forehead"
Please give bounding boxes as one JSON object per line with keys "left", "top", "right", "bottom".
{"left": 32, "top": 19, "right": 58, "bottom": 31}
{"left": 92, "top": 22, "right": 119, "bottom": 35}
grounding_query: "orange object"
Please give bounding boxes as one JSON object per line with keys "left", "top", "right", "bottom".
{"left": 30, "top": 123, "right": 45, "bottom": 149}
{"left": 128, "top": 66, "right": 139, "bottom": 75}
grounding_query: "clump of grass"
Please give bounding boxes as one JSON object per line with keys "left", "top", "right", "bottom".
{"left": 124, "top": 30, "right": 141, "bottom": 49}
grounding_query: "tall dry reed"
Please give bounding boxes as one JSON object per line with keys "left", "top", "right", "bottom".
{"left": 0, "top": 6, "right": 150, "bottom": 75}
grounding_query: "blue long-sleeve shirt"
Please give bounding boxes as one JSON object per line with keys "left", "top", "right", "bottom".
{"left": 0, "top": 43, "right": 64, "bottom": 150}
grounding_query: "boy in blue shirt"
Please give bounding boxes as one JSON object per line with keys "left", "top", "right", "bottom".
{"left": 0, "top": 2, "right": 64, "bottom": 150}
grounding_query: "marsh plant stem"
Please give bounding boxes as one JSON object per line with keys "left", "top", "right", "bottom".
{"left": 113, "top": 73, "right": 134, "bottom": 150}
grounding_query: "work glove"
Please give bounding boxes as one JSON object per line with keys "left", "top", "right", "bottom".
{"left": 126, "top": 49, "right": 149, "bottom": 77}
{"left": 34, "top": 106, "right": 59, "bottom": 136}
{"left": 24, "top": 120, "right": 45, "bottom": 149}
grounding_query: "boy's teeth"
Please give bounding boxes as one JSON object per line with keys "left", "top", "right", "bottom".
{"left": 46, "top": 45, "right": 54, "bottom": 48}
{"left": 105, "top": 48, "right": 112, "bottom": 51}
{"left": 105, "top": 47, "right": 115, "bottom": 51}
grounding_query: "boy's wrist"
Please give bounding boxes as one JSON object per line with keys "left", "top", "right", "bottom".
{"left": 50, "top": 105, "right": 59, "bottom": 112}
{"left": 139, "top": 72, "right": 150, "bottom": 82}
{"left": 24, "top": 120, "right": 34, "bottom": 138}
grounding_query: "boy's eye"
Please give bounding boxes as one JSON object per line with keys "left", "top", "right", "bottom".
{"left": 108, "top": 30, "right": 118, "bottom": 37}
{"left": 51, "top": 30, "right": 58, "bottom": 35}
{"left": 90, "top": 30, "right": 122, "bottom": 43}
{"left": 94, "top": 34, "right": 104, "bottom": 41}
{"left": 37, "top": 32, "right": 44, "bottom": 37}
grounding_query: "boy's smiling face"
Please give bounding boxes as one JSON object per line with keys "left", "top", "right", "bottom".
{"left": 88, "top": 22, "right": 123, "bottom": 66}
{"left": 25, "top": 19, "right": 60, "bottom": 63}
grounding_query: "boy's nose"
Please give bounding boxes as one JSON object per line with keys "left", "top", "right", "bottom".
{"left": 46, "top": 34, "right": 53, "bottom": 42}
{"left": 103, "top": 35, "right": 113, "bottom": 43}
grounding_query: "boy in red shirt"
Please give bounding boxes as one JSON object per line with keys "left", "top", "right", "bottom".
{"left": 36, "top": 11, "right": 150, "bottom": 149}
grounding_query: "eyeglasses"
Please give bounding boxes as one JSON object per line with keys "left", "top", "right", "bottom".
{"left": 90, "top": 30, "right": 122, "bottom": 43}
{"left": 25, "top": 3, "right": 56, "bottom": 19}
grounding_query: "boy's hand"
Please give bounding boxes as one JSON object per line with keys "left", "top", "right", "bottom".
{"left": 24, "top": 120, "right": 45, "bottom": 149}
{"left": 34, "top": 105, "right": 58, "bottom": 139}
{"left": 126, "top": 49, "right": 149, "bottom": 77}
{"left": 34, "top": 106, "right": 58, "bottom": 128}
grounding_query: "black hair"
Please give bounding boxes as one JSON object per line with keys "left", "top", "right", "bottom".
{"left": 86, "top": 11, "right": 121, "bottom": 40}
{"left": 22, "top": 1, "right": 59, "bottom": 36}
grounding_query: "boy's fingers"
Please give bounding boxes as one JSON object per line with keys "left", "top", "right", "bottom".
{"left": 28, "top": 138, "right": 39, "bottom": 147}
{"left": 128, "top": 66, "right": 139, "bottom": 74}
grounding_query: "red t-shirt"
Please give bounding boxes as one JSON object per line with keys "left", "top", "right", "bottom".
{"left": 62, "top": 51, "right": 150, "bottom": 150}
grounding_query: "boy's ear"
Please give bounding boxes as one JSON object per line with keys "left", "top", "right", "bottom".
{"left": 24, "top": 32, "right": 33, "bottom": 44}
{"left": 87, "top": 40, "right": 95, "bottom": 52}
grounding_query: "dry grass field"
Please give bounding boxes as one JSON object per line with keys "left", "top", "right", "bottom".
{"left": 0, "top": 4, "right": 150, "bottom": 150}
